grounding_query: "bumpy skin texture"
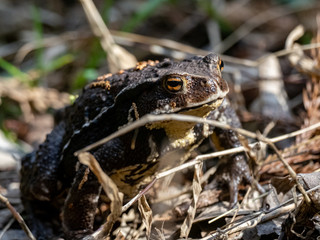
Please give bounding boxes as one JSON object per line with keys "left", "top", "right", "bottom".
{"left": 205, "top": 99, "right": 253, "bottom": 206}
{"left": 20, "top": 53, "right": 251, "bottom": 239}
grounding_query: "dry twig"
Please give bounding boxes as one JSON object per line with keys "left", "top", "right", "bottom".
{"left": 257, "top": 134, "right": 311, "bottom": 204}
{"left": 214, "top": 3, "right": 319, "bottom": 53}
{"left": 202, "top": 184, "right": 320, "bottom": 240}
{"left": 0, "top": 194, "right": 35, "bottom": 240}
{"left": 79, "top": 0, "right": 136, "bottom": 72}
{"left": 0, "top": 218, "right": 15, "bottom": 239}
{"left": 75, "top": 114, "right": 320, "bottom": 156}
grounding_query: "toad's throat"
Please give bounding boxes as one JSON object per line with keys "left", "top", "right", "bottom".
{"left": 147, "top": 98, "right": 223, "bottom": 141}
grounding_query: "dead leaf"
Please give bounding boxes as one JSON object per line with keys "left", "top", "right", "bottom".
{"left": 138, "top": 195, "right": 152, "bottom": 239}
{"left": 180, "top": 162, "right": 202, "bottom": 238}
{"left": 78, "top": 152, "right": 123, "bottom": 239}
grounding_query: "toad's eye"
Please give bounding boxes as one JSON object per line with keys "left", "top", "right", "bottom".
{"left": 164, "top": 76, "right": 184, "bottom": 92}
{"left": 219, "top": 59, "right": 224, "bottom": 71}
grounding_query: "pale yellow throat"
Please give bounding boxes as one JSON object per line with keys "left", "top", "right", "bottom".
{"left": 147, "top": 98, "right": 223, "bottom": 146}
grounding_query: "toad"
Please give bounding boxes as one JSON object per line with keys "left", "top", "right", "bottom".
{"left": 20, "top": 53, "right": 253, "bottom": 239}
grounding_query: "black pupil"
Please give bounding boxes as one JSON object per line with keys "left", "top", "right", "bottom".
{"left": 220, "top": 60, "right": 224, "bottom": 69}
{"left": 168, "top": 79, "right": 182, "bottom": 87}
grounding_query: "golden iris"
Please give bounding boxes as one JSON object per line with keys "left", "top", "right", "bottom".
{"left": 219, "top": 59, "right": 224, "bottom": 71}
{"left": 164, "top": 76, "right": 184, "bottom": 92}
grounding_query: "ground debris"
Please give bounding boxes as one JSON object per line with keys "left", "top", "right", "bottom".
{"left": 1, "top": 0, "right": 320, "bottom": 239}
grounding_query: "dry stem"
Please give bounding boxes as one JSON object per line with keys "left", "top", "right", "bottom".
{"left": 0, "top": 194, "right": 35, "bottom": 240}
{"left": 79, "top": 0, "right": 136, "bottom": 72}
{"left": 202, "top": 184, "right": 320, "bottom": 240}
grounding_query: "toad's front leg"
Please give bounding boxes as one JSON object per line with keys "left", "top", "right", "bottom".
{"left": 62, "top": 164, "right": 102, "bottom": 239}
{"left": 207, "top": 100, "right": 259, "bottom": 207}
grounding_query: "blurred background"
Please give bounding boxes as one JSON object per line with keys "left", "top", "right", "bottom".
{"left": 1, "top": 0, "right": 320, "bottom": 238}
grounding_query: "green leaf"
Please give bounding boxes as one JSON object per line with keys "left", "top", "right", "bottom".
{"left": 44, "top": 54, "right": 75, "bottom": 73}
{"left": 122, "top": 0, "right": 169, "bottom": 32}
{"left": 31, "top": 5, "right": 45, "bottom": 74}
{"left": 72, "top": 68, "right": 99, "bottom": 90}
{"left": 0, "top": 58, "right": 30, "bottom": 83}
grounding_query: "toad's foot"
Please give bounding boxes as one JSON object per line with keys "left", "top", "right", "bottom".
{"left": 205, "top": 153, "right": 264, "bottom": 207}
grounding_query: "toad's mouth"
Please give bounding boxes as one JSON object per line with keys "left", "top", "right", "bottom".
{"left": 176, "top": 98, "right": 224, "bottom": 118}
{"left": 176, "top": 97, "right": 224, "bottom": 114}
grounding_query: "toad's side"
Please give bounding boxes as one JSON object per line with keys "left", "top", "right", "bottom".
{"left": 20, "top": 53, "right": 253, "bottom": 239}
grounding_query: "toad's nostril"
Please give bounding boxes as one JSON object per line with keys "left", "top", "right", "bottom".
{"left": 200, "top": 79, "right": 207, "bottom": 87}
